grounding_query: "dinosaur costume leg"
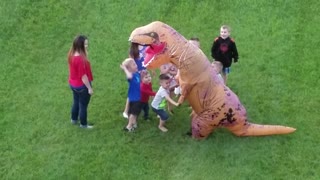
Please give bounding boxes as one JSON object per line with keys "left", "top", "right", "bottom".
{"left": 191, "top": 110, "right": 219, "bottom": 139}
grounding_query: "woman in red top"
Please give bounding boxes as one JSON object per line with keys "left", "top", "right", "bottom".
{"left": 68, "top": 35, "right": 94, "bottom": 128}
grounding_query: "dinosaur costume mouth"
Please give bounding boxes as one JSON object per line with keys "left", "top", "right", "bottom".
{"left": 142, "top": 42, "right": 166, "bottom": 68}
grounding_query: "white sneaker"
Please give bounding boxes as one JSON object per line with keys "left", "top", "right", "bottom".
{"left": 123, "top": 126, "right": 134, "bottom": 132}
{"left": 123, "top": 112, "right": 128, "bottom": 119}
{"left": 80, "top": 124, "right": 94, "bottom": 129}
{"left": 71, "top": 119, "right": 77, "bottom": 125}
{"left": 133, "top": 123, "right": 138, "bottom": 129}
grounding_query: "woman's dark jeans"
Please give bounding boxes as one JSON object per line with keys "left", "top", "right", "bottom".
{"left": 71, "top": 87, "right": 91, "bottom": 126}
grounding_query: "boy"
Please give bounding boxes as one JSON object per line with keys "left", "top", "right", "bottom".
{"left": 122, "top": 44, "right": 147, "bottom": 119}
{"left": 120, "top": 58, "right": 141, "bottom": 132}
{"left": 211, "top": 25, "right": 239, "bottom": 84}
{"left": 151, "top": 74, "right": 180, "bottom": 132}
{"left": 140, "top": 70, "right": 156, "bottom": 120}
{"left": 211, "top": 61, "right": 224, "bottom": 83}
{"left": 159, "top": 63, "right": 179, "bottom": 113}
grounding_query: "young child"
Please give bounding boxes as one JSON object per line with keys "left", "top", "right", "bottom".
{"left": 140, "top": 70, "right": 156, "bottom": 121}
{"left": 159, "top": 63, "right": 179, "bottom": 113}
{"left": 120, "top": 58, "right": 141, "bottom": 132}
{"left": 211, "top": 25, "right": 239, "bottom": 85}
{"left": 211, "top": 61, "right": 224, "bottom": 83}
{"left": 151, "top": 74, "right": 180, "bottom": 132}
{"left": 130, "top": 43, "right": 147, "bottom": 72}
{"left": 122, "top": 43, "right": 147, "bottom": 119}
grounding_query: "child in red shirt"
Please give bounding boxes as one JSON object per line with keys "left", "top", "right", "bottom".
{"left": 140, "top": 70, "right": 156, "bottom": 120}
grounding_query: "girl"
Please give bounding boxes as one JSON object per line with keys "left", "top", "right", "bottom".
{"left": 68, "top": 35, "right": 94, "bottom": 128}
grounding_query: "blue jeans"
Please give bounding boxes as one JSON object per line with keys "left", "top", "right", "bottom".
{"left": 223, "top": 67, "right": 230, "bottom": 74}
{"left": 71, "top": 87, "right": 91, "bottom": 126}
{"left": 152, "top": 107, "right": 169, "bottom": 121}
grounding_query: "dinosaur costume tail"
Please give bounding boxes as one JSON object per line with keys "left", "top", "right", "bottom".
{"left": 231, "top": 123, "right": 296, "bottom": 137}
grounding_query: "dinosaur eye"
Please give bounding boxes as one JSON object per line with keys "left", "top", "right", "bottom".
{"left": 150, "top": 32, "right": 154, "bottom": 37}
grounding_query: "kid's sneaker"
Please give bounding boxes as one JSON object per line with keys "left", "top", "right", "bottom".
{"left": 123, "top": 127, "right": 134, "bottom": 132}
{"left": 71, "top": 119, "right": 78, "bottom": 125}
{"left": 80, "top": 124, "right": 94, "bottom": 129}
{"left": 133, "top": 123, "right": 138, "bottom": 129}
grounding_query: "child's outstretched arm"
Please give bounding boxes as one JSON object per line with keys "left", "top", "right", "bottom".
{"left": 141, "top": 87, "right": 156, "bottom": 96}
{"left": 165, "top": 95, "right": 179, "bottom": 107}
{"left": 120, "top": 64, "right": 133, "bottom": 79}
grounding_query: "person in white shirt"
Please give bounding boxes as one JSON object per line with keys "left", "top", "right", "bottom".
{"left": 151, "top": 74, "right": 180, "bottom": 132}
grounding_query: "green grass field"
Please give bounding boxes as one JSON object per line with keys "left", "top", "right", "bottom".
{"left": 1, "top": 0, "right": 319, "bottom": 179}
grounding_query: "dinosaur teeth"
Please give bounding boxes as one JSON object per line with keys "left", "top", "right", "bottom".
{"left": 142, "top": 56, "right": 155, "bottom": 67}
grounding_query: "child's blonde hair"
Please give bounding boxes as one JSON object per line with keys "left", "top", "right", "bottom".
{"left": 221, "top": 25, "right": 231, "bottom": 32}
{"left": 122, "top": 58, "right": 135, "bottom": 68}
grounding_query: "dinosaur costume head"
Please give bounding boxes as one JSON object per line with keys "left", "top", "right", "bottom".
{"left": 129, "top": 21, "right": 296, "bottom": 139}
{"left": 129, "top": 21, "right": 197, "bottom": 70}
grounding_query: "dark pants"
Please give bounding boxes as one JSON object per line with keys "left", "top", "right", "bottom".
{"left": 141, "top": 102, "right": 149, "bottom": 120}
{"left": 71, "top": 87, "right": 91, "bottom": 126}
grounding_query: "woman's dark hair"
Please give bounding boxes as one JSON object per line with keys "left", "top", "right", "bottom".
{"left": 129, "top": 42, "right": 140, "bottom": 60}
{"left": 68, "top": 35, "right": 88, "bottom": 63}
{"left": 73, "top": 35, "right": 87, "bottom": 54}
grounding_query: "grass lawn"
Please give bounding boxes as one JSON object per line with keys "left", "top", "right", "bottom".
{"left": 1, "top": 0, "right": 319, "bottom": 179}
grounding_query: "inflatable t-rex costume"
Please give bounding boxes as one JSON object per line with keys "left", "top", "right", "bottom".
{"left": 129, "top": 21, "right": 296, "bottom": 139}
